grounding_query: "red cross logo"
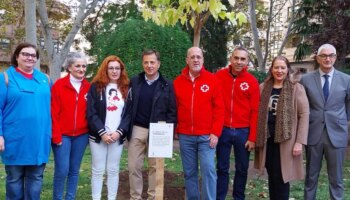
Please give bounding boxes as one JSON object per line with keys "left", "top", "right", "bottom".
{"left": 240, "top": 82, "right": 249, "bottom": 91}
{"left": 201, "top": 84, "right": 210, "bottom": 92}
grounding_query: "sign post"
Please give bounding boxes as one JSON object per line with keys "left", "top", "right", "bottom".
{"left": 148, "top": 122, "right": 174, "bottom": 200}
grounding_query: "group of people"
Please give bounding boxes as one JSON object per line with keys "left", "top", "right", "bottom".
{"left": 0, "top": 42, "right": 348, "bottom": 200}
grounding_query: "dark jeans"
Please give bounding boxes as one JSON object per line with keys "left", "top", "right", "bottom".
{"left": 5, "top": 164, "right": 46, "bottom": 200}
{"left": 216, "top": 127, "right": 250, "bottom": 200}
{"left": 265, "top": 137, "right": 289, "bottom": 200}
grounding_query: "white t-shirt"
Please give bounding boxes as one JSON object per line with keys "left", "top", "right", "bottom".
{"left": 105, "top": 83, "right": 125, "bottom": 133}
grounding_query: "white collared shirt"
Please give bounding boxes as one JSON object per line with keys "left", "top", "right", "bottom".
{"left": 145, "top": 72, "right": 159, "bottom": 85}
{"left": 319, "top": 68, "right": 334, "bottom": 91}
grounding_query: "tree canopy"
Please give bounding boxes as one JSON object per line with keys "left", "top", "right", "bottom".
{"left": 142, "top": 0, "right": 246, "bottom": 47}
{"left": 293, "top": 0, "right": 350, "bottom": 64}
{"left": 88, "top": 17, "right": 192, "bottom": 79}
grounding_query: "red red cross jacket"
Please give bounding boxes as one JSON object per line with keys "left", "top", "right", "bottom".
{"left": 174, "top": 66, "right": 224, "bottom": 137}
{"left": 215, "top": 66, "right": 260, "bottom": 142}
{"left": 51, "top": 74, "right": 91, "bottom": 144}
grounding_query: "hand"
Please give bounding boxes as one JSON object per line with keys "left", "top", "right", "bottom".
{"left": 174, "top": 133, "right": 179, "bottom": 140}
{"left": 57, "top": 142, "right": 62, "bottom": 146}
{"left": 109, "top": 132, "right": 121, "bottom": 142}
{"left": 101, "top": 134, "right": 113, "bottom": 144}
{"left": 208, "top": 134, "right": 218, "bottom": 148}
{"left": 0, "top": 136, "right": 5, "bottom": 152}
{"left": 292, "top": 142, "right": 303, "bottom": 156}
{"left": 245, "top": 140, "right": 255, "bottom": 151}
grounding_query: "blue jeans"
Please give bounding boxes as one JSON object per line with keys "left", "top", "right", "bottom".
{"left": 179, "top": 134, "right": 216, "bottom": 200}
{"left": 52, "top": 134, "right": 89, "bottom": 200}
{"left": 5, "top": 164, "right": 46, "bottom": 200}
{"left": 216, "top": 127, "right": 250, "bottom": 200}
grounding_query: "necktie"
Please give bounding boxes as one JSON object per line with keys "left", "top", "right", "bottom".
{"left": 323, "top": 74, "right": 329, "bottom": 101}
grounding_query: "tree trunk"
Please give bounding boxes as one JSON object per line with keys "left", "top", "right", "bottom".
{"left": 25, "top": 0, "right": 39, "bottom": 69}
{"left": 38, "top": 0, "right": 100, "bottom": 81}
{"left": 248, "top": 0, "right": 265, "bottom": 72}
{"left": 193, "top": 15, "right": 202, "bottom": 47}
{"left": 262, "top": 0, "right": 274, "bottom": 69}
{"left": 193, "top": 29, "right": 201, "bottom": 47}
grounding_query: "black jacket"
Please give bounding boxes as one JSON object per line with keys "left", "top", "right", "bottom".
{"left": 87, "top": 83, "right": 127, "bottom": 144}
{"left": 117, "top": 72, "right": 177, "bottom": 140}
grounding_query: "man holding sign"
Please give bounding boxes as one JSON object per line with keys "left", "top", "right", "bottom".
{"left": 117, "top": 49, "right": 177, "bottom": 200}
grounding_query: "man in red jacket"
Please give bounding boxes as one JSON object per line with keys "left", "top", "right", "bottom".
{"left": 174, "top": 47, "right": 224, "bottom": 200}
{"left": 215, "top": 46, "right": 260, "bottom": 200}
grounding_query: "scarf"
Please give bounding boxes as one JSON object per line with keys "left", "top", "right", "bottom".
{"left": 256, "top": 78, "right": 293, "bottom": 148}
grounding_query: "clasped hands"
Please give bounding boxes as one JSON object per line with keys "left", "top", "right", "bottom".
{"left": 102, "top": 132, "right": 120, "bottom": 144}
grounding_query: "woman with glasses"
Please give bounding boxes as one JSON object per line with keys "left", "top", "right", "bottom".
{"left": 0, "top": 42, "right": 51, "bottom": 199}
{"left": 51, "top": 52, "right": 91, "bottom": 199}
{"left": 254, "top": 56, "right": 309, "bottom": 200}
{"left": 87, "top": 55, "right": 129, "bottom": 200}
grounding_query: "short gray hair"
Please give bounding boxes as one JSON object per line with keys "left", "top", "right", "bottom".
{"left": 63, "top": 52, "right": 87, "bottom": 70}
{"left": 317, "top": 44, "right": 336, "bottom": 55}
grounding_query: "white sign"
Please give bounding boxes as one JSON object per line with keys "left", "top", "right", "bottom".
{"left": 148, "top": 123, "right": 174, "bottom": 158}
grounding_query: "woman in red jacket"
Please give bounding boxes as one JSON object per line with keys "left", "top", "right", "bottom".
{"left": 51, "top": 52, "right": 91, "bottom": 200}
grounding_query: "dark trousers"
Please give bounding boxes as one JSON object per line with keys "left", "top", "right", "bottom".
{"left": 216, "top": 127, "right": 250, "bottom": 200}
{"left": 265, "top": 137, "right": 290, "bottom": 200}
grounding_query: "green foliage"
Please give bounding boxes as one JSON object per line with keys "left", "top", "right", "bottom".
{"left": 89, "top": 18, "right": 192, "bottom": 79}
{"left": 142, "top": 0, "right": 246, "bottom": 47}
{"left": 294, "top": 42, "right": 313, "bottom": 62}
{"left": 340, "top": 67, "right": 350, "bottom": 75}
{"left": 293, "top": 0, "right": 350, "bottom": 64}
{"left": 249, "top": 69, "right": 268, "bottom": 83}
{"left": 200, "top": 15, "right": 230, "bottom": 72}
{"left": 82, "top": 1, "right": 142, "bottom": 44}
{"left": 142, "top": 0, "right": 242, "bottom": 27}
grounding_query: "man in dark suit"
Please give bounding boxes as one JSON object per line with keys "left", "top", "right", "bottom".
{"left": 300, "top": 44, "right": 350, "bottom": 200}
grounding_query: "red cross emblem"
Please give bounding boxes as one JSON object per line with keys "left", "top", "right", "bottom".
{"left": 240, "top": 82, "right": 249, "bottom": 91}
{"left": 201, "top": 84, "right": 210, "bottom": 92}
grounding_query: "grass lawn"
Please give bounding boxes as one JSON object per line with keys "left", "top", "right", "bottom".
{"left": 0, "top": 146, "right": 349, "bottom": 199}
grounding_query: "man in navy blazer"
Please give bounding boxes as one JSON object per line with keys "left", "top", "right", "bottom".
{"left": 300, "top": 44, "right": 350, "bottom": 200}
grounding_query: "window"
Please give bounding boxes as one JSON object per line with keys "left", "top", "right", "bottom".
{"left": 0, "top": 38, "right": 10, "bottom": 49}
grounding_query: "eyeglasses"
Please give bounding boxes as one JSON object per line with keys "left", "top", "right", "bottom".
{"left": 108, "top": 67, "right": 121, "bottom": 71}
{"left": 20, "top": 52, "right": 37, "bottom": 59}
{"left": 74, "top": 64, "right": 87, "bottom": 69}
{"left": 318, "top": 54, "right": 337, "bottom": 59}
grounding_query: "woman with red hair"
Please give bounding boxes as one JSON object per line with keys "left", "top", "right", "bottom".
{"left": 87, "top": 55, "right": 129, "bottom": 200}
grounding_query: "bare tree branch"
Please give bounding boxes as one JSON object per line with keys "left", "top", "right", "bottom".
{"left": 38, "top": 0, "right": 101, "bottom": 81}
{"left": 278, "top": 0, "right": 297, "bottom": 55}
{"left": 38, "top": 0, "right": 54, "bottom": 59}
{"left": 248, "top": 0, "right": 264, "bottom": 71}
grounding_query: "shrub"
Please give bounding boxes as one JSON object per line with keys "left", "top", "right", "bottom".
{"left": 89, "top": 19, "right": 192, "bottom": 80}
{"left": 249, "top": 70, "right": 268, "bottom": 83}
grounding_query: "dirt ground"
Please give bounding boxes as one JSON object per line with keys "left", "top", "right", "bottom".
{"left": 117, "top": 170, "right": 185, "bottom": 199}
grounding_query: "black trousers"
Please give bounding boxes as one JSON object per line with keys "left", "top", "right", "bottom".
{"left": 265, "top": 137, "right": 290, "bottom": 200}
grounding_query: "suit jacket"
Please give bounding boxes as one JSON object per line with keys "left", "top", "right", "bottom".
{"left": 117, "top": 72, "right": 177, "bottom": 141}
{"left": 300, "top": 69, "right": 350, "bottom": 148}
